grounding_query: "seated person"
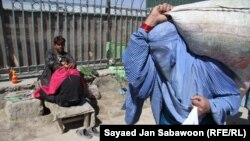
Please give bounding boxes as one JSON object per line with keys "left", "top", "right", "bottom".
{"left": 34, "top": 35, "right": 87, "bottom": 107}
{"left": 38, "top": 35, "right": 77, "bottom": 86}
{"left": 34, "top": 35, "right": 99, "bottom": 138}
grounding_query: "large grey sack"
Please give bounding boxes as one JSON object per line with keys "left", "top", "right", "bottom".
{"left": 167, "top": 0, "right": 250, "bottom": 93}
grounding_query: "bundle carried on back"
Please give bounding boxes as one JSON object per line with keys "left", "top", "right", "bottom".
{"left": 167, "top": 0, "right": 250, "bottom": 94}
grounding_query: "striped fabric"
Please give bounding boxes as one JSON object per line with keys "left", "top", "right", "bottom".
{"left": 122, "top": 21, "right": 241, "bottom": 125}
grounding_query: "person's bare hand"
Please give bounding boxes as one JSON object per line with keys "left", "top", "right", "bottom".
{"left": 63, "top": 63, "right": 75, "bottom": 69}
{"left": 191, "top": 95, "right": 211, "bottom": 116}
{"left": 66, "top": 63, "right": 75, "bottom": 69}
{"left": 61, "top": 61, "right": 67, "bottom": 66}
{"left": 144, "top": 3, "right": 173, "bottom": 27}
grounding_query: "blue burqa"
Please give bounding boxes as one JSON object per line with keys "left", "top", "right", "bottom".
{"left": 122, "top": 21, "right": 241, "bottom": 125}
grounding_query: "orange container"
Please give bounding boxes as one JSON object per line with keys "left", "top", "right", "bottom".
{"left": 11, "top": 71, "right": 18, "bottom": 84}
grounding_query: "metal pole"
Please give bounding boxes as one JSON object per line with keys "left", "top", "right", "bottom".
{"left": 0, "top": 1, "right": 10, "bottom": 70}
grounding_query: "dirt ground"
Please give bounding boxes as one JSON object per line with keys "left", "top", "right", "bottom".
{"left": 0, "top": 74, "right": 248, "bottom": 141}
{"left": 0, "top": 75, "right": 151, "bottom": 141}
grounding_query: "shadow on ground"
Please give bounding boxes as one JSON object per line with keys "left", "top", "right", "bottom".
{"left": 226, "top": 107, "right": 248, "bottom": 125}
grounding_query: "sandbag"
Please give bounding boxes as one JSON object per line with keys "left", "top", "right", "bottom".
{"left": 167, "top": 0, "right": 250, "bottom": 94}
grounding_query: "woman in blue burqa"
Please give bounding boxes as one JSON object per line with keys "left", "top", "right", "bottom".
{"left": 122, "top": 3, "right": 241, "bottom": 125}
